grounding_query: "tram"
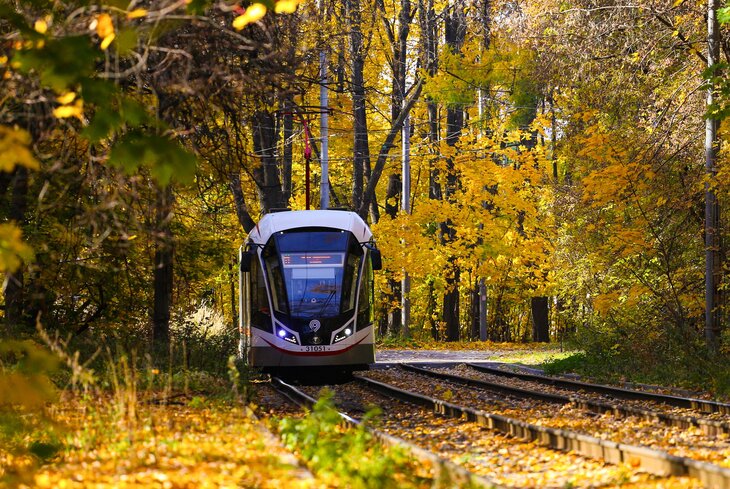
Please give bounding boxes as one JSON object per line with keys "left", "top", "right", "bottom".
{"left": 239, "top": 209, "right": 382, "bottom": 370}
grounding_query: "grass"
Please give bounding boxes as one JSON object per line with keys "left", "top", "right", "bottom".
{"left": 30, "top": 396, "right": 314, "bottom": 489}
{"left": 541, "top": 348, "right": 730, "bottom": 400}
{"left": 0, "top": 336, "right": 469, "bottom": 489}
{"left": 0, "top": 342, "right": 312, "bottom": 488}
{"left": 377, "top": 337, "right": 576, "bottom": 366}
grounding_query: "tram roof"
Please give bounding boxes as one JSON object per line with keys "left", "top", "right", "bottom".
{"left": 248, "top": 210, "right": 373, "bottom": 244}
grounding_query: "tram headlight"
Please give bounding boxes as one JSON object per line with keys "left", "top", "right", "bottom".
{"left": 277, "top": 328, "right": 298, "bottom": 344}
{"left": 333, "top": 327, "right": 354, "bottom": 343}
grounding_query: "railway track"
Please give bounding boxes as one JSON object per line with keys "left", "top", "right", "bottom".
{"left": 288, "top": 377, "right": 658, "bottom": 487}
{"left": 401, "top": 363, "right": 730, "bottom": 436}
{"left": 269, "top": 376, "right": 503, "bottom": 489}
{"left": 466, "top": 363, "right": 730, "bottom": 415}
{"left": 352, "top": 371, "right": 730, "bottom": 488}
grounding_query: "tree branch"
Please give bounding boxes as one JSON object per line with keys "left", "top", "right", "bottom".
{"left": 357, "top": 77, "right": 424, "bottom": 218}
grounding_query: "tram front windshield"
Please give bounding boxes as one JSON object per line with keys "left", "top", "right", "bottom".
{"left": 264, "top": 230, "right": 363, "bottom": 318}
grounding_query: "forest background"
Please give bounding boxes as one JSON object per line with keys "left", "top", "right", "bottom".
{"left": 1, "top": 0, "right": 730, "bottom": 390}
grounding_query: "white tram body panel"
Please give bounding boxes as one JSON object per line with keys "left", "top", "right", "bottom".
{"left": 239, "top": 210, "right": 377, "bottom": 368}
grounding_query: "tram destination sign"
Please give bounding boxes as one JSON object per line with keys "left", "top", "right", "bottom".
{"left": 282, "top": 252, "right": 344, "bottom": 267}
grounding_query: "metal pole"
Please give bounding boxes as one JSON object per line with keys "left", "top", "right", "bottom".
{"left": 401, "top": 106, "right": 411, "bottom": 338}
{"left": 706, "top": 0, "right": 721, "bottom": 351}
{"left": 320, "top": 50, "right": 330, "bottom": 210}
{"left": 477, "top": 88, "right": 487, "bottom": 341}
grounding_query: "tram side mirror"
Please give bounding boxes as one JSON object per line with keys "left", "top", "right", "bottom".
{"left": 240, "top": 250, "right": 254, "bottom": 272}
{"left": 370, "top": 248, "right": 382, "bottom": 270}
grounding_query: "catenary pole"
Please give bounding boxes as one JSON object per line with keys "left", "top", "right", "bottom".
{"left": 401, "top": 105, "right": 411, "bottom": 338}
{"left": 706, "top": 0, "right": 721, "bottom": 351}
{"left": 320, "top": 51, "right": 330, "bottom": 210}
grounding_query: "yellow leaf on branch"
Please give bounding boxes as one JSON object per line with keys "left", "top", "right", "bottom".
{"left": 275, "top": 0, "right": 301, "bottom": 13}
{"left": 100, "top": 33, "right": 116, "bottom": 50}
{"left": 34, "top": 19, "right": 48, "bottom": 34}
{"left": 96, "top": 13, "right": 114, "bottom": 39}
{"left": 53, "top": 99, "right": 84, "bottom": 120}
{"left": 0, "top": 126, "right": 40, "bottom": 172}
{"left": 126, "top": 9, "right": 148, "bottom": 20}
{"left": 56, "top": 92, "right": 76, "bottom": 105}
{"left": 233, "top": 4, "right": 267, "bottom": 30}
{"left": 0, "top": 223, "right": 34, "bottom": 272}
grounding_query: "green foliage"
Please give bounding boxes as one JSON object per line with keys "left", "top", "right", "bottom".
{"left": 186, "top": 0, "right": 214, "bottom": 15}
{"left": 278, "top": 390, "right": 424, "bottom": 489}
{"left": 13, "top": 36, "right": 98, "bottom": 92}
{"left": 108, "top": 131, "right": 197, "bottom": 186}
{"left": 82, "top": 95, "right": 149, "bottom": 143}
{"left": 543, "top": 335, "right": 730, "bottom": 396}
{"left": 718, "top": 7, "right": 730, "bottom": 24}
{"left": 377, "top": 335, "right": 426, "bottom": 349}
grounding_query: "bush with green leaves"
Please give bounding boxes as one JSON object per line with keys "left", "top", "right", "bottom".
{"left": 277, "top": 390, "right": 427, "bottom": 489}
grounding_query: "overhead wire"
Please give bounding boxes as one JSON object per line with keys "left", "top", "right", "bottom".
{"left": 249, "top": 101, "right": 541, "bottom": 160}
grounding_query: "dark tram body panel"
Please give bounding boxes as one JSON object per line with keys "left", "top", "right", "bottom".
{"left": 239, "top": 210, "right": 378, "bottom": 368}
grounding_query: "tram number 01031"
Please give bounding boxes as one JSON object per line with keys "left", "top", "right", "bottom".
{"left": 304, "top": 345, "right": 328, "bottom": 352}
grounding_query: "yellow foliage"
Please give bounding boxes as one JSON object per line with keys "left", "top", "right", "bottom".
{"left": 29, "top": 396, "right": 318, "bottom": 488}
{"left": 34, "top": 19, "right": 48, "bottom": 34}
{"left": 52, "top": 99, "right": 84, "bottom": 120}
{"left": 275, "top": 0, "right": 302, "bottom": 14}
{"left": 100, "top": 33, "right": 116, "bottom": 51}
{"left": 56, "top": 91, "right": 76, "bottom": 105}
{"left": 95, "top": 13, "right": 114, "bottom": 39}
{"left": 0, "top": 126, "right": 40, "bottom": 172}
{"left": 126, "top": 9, "right": 148, "bottom": 20}
{"left": 0, "top": 223, "right": 34, "bottom": 272}
{"left": 594, "top": 291, "right": 621, "bottom": 315}
{"left": 233, "top": 4, "right": 268, "bottom": 30}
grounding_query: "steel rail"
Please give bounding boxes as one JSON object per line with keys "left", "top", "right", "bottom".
{"left": 354, "top": 373, "right": 730, "bottom": 489}
{"left": 402, "top": 363, "right": 730, "bottom": 436}
{"left": 269, "top": 377, "right": 505, "bottom": 489}
{"left": 467, "top": 363, "right": 730, "bottom": 415}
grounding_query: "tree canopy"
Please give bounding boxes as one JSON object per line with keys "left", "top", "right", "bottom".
{"left": 1, "top": 0, "right": 729, "bottom": 381}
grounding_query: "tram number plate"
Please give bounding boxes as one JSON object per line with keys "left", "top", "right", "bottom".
{"left": 305, "top": 345, "right": 328, "bottom": 352}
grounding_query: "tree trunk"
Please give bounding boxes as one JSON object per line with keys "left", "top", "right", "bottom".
{"left": 441, "top": 5, "right": 466, "bottom": 343}
{"left": 5, "top": 167, "right": 29, "bottom": 335}
{"left": 426, "top": 278, "right": 439, "bottom": 340}
{"left": 252, "top": 110, "right": 286, "bottom": 213}
{"left": 443, "top": 267, "right": 460, "bottom": 341}
{"left": 531, "top": 296, "right": 550, "bottom": 342}
{"left": 419, "top": 0, "right": 441, "bottom": 203}
{"left": 153, "top": 184, "right": 174, "bottom": 353}
{"left": 384, "top": 173, "right": 402, "bottom": 336}
{"left": 229, "top": 170, "right": 256, "bottom": 233}
{"left": 470, "top": 278, "right": 480, "bottom": 340}
{"left": 348, "top": 0, "right": 371, "bottom": 212}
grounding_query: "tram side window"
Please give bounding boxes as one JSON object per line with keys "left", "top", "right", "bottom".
{"left": 250, "top": 256, "right": 271, "bottom": 331}
{"left": 341, "top": 253, "right": 361, "bottom": 313}
{"left": 263, "top": 248, "right": 289, "bottom": 314}
{"left": 357, "top": 253, "right": 373, "bottom": 327}
{"left": 341, "top": 238, "right": 363, "bottom": 313}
